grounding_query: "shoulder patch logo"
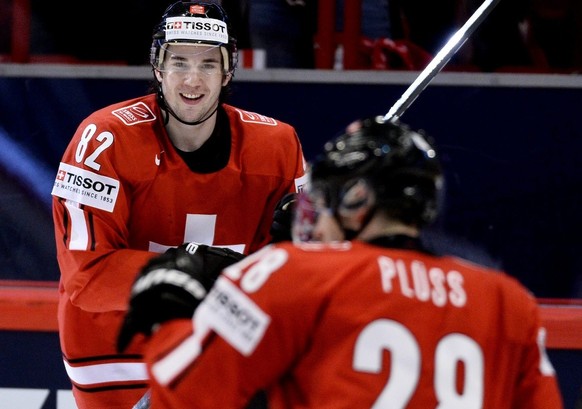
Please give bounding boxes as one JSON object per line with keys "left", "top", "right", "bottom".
{"left": 112, "top": 102, "right": 156, "bottom": 126}
{"left": 235, "top": 108, "right": 277, "bottom": 126}
{"left": 198, "top": 277, "right": 270, "bottom": 356}
{"left": 52, "top": 163, "right": 120, "bottom": 212}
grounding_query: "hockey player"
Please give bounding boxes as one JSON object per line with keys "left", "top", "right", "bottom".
{"left": 51, "top": 1, "right": 306, "bottom": 408}
{"left": 119, "top": 116, "right": 564, "bottom": 408}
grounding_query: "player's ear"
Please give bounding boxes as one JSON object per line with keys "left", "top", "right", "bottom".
{"left": 222, "top": 72, "right": 232, "bottom": 86}
{"left": 154, "top": 69, "right": 163, "bottom": 83}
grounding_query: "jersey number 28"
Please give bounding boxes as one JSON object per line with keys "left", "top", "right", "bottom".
{"left": 353, "top": 319, "right": 484, "bottom": 409}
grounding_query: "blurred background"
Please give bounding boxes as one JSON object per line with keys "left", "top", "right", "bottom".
{"left": 2, "top": 0, "right": 582, "bottom": 71}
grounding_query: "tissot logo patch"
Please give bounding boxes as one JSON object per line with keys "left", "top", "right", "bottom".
{"left": 235, "top": 109, "right": 277, "bottom": 126}
{"left": 295, "top": 173, "right": 309, "bottom": 193}
{"left": 199, "top": 277, "right": 270, "bottom": 356}
{"left": 112, "top": 102, "right": 156, "bottom": 125}
{"left": 51, "top": 163, "right": 119, "bottom": 212}
{"left": 165, "top": 17, "right": 228, "bottom": 43}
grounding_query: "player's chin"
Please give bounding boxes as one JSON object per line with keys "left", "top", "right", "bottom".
{"left": 183, "top": 106, "right": 211, "bottom": 120}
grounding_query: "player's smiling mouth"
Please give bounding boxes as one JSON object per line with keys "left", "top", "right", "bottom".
{"left": 181, "top": 93, "right": 202, "bottom": 100}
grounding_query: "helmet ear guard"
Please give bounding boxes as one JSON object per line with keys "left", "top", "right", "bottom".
{"left": 336, "top": 178, "right": 377, "bottom": 233}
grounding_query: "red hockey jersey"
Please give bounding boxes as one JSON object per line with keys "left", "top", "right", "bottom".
{"left": 51, "top": 94, "right": 306, "bottom": 408}
{"left": 145, "top": 241, "right": 564, "bottom": 409}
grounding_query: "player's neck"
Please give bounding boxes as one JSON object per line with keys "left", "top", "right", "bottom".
{"left": 357, "top": 217, "right": 419, "bottom": 241}
{"left": 166, "top": 114, "right": 217, "bottom": 152}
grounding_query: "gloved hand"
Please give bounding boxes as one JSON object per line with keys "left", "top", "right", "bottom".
{"left": 117, "top": 242, "right": 245, "bottom": 352}
{"left": 270, "top": 193, "right": 297, "bottom": 243}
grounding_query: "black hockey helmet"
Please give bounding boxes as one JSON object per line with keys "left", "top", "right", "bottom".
{"left": 294, "top": 116, "right": 443, "bottom": 241}
{"left": 150, "top": 1, "right": 238, "bottom": 74}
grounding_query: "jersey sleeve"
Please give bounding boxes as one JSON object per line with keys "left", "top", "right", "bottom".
{"left": 52, "top": 112, "right": 155, "bottom": 313}
{"left": 225, "top": 106, "right": 308, "bottom": 251}
{"left": 507, "top": 283, "right": 564, "bottom": 408}
{"left": 253, "top": 128, "right": 307, "bottom": 249}
{"left": 289, "top": 129, "right": 308, "bottom": 193}
{"left": 145, "top": 244, "right": 320, "bottom": 408}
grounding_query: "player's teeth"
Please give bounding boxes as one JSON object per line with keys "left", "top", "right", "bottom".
{"left": 183, "top": 94, "right": 200, "bottom": 99}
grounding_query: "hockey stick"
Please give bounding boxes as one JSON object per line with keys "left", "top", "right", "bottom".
{"left": 132, "top": 389, "right": 151, "bottom": 409}
{"left": 384, "top": 0, "right": 502, "bottom": 122}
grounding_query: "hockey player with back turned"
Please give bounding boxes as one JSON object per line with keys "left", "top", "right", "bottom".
{"left": 51, "top": 1, "right": 306, "bottom": 408}
{"left": 118, "top": 116, "right": 564, "bottom": 408}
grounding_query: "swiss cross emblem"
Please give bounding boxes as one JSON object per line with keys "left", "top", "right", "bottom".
{"left": 57, "top": 170, "right": 66, "bottom": 181}
{"left": 190, "top": 5, "right": 205, "bottom": 14}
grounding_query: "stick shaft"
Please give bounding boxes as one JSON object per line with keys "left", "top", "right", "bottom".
{"left": 384, "top": 0, "right": 502, "bottom": 122}
{"left": 132, "top": 390, "right": 151, "bottom": 409}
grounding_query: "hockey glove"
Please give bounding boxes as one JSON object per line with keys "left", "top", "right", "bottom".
{"left": 117, "top": 242, "right": 245, "bottom": 352}
{"left": 270, "top": 193, "right": 297, "bottom": 243}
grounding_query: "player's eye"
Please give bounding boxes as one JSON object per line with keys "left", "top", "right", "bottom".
{"left": 170, "top": 61, "right": 189, "bottom": 70}
{"left": 199, "top": 62, "right": 221, "bottom": 75}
